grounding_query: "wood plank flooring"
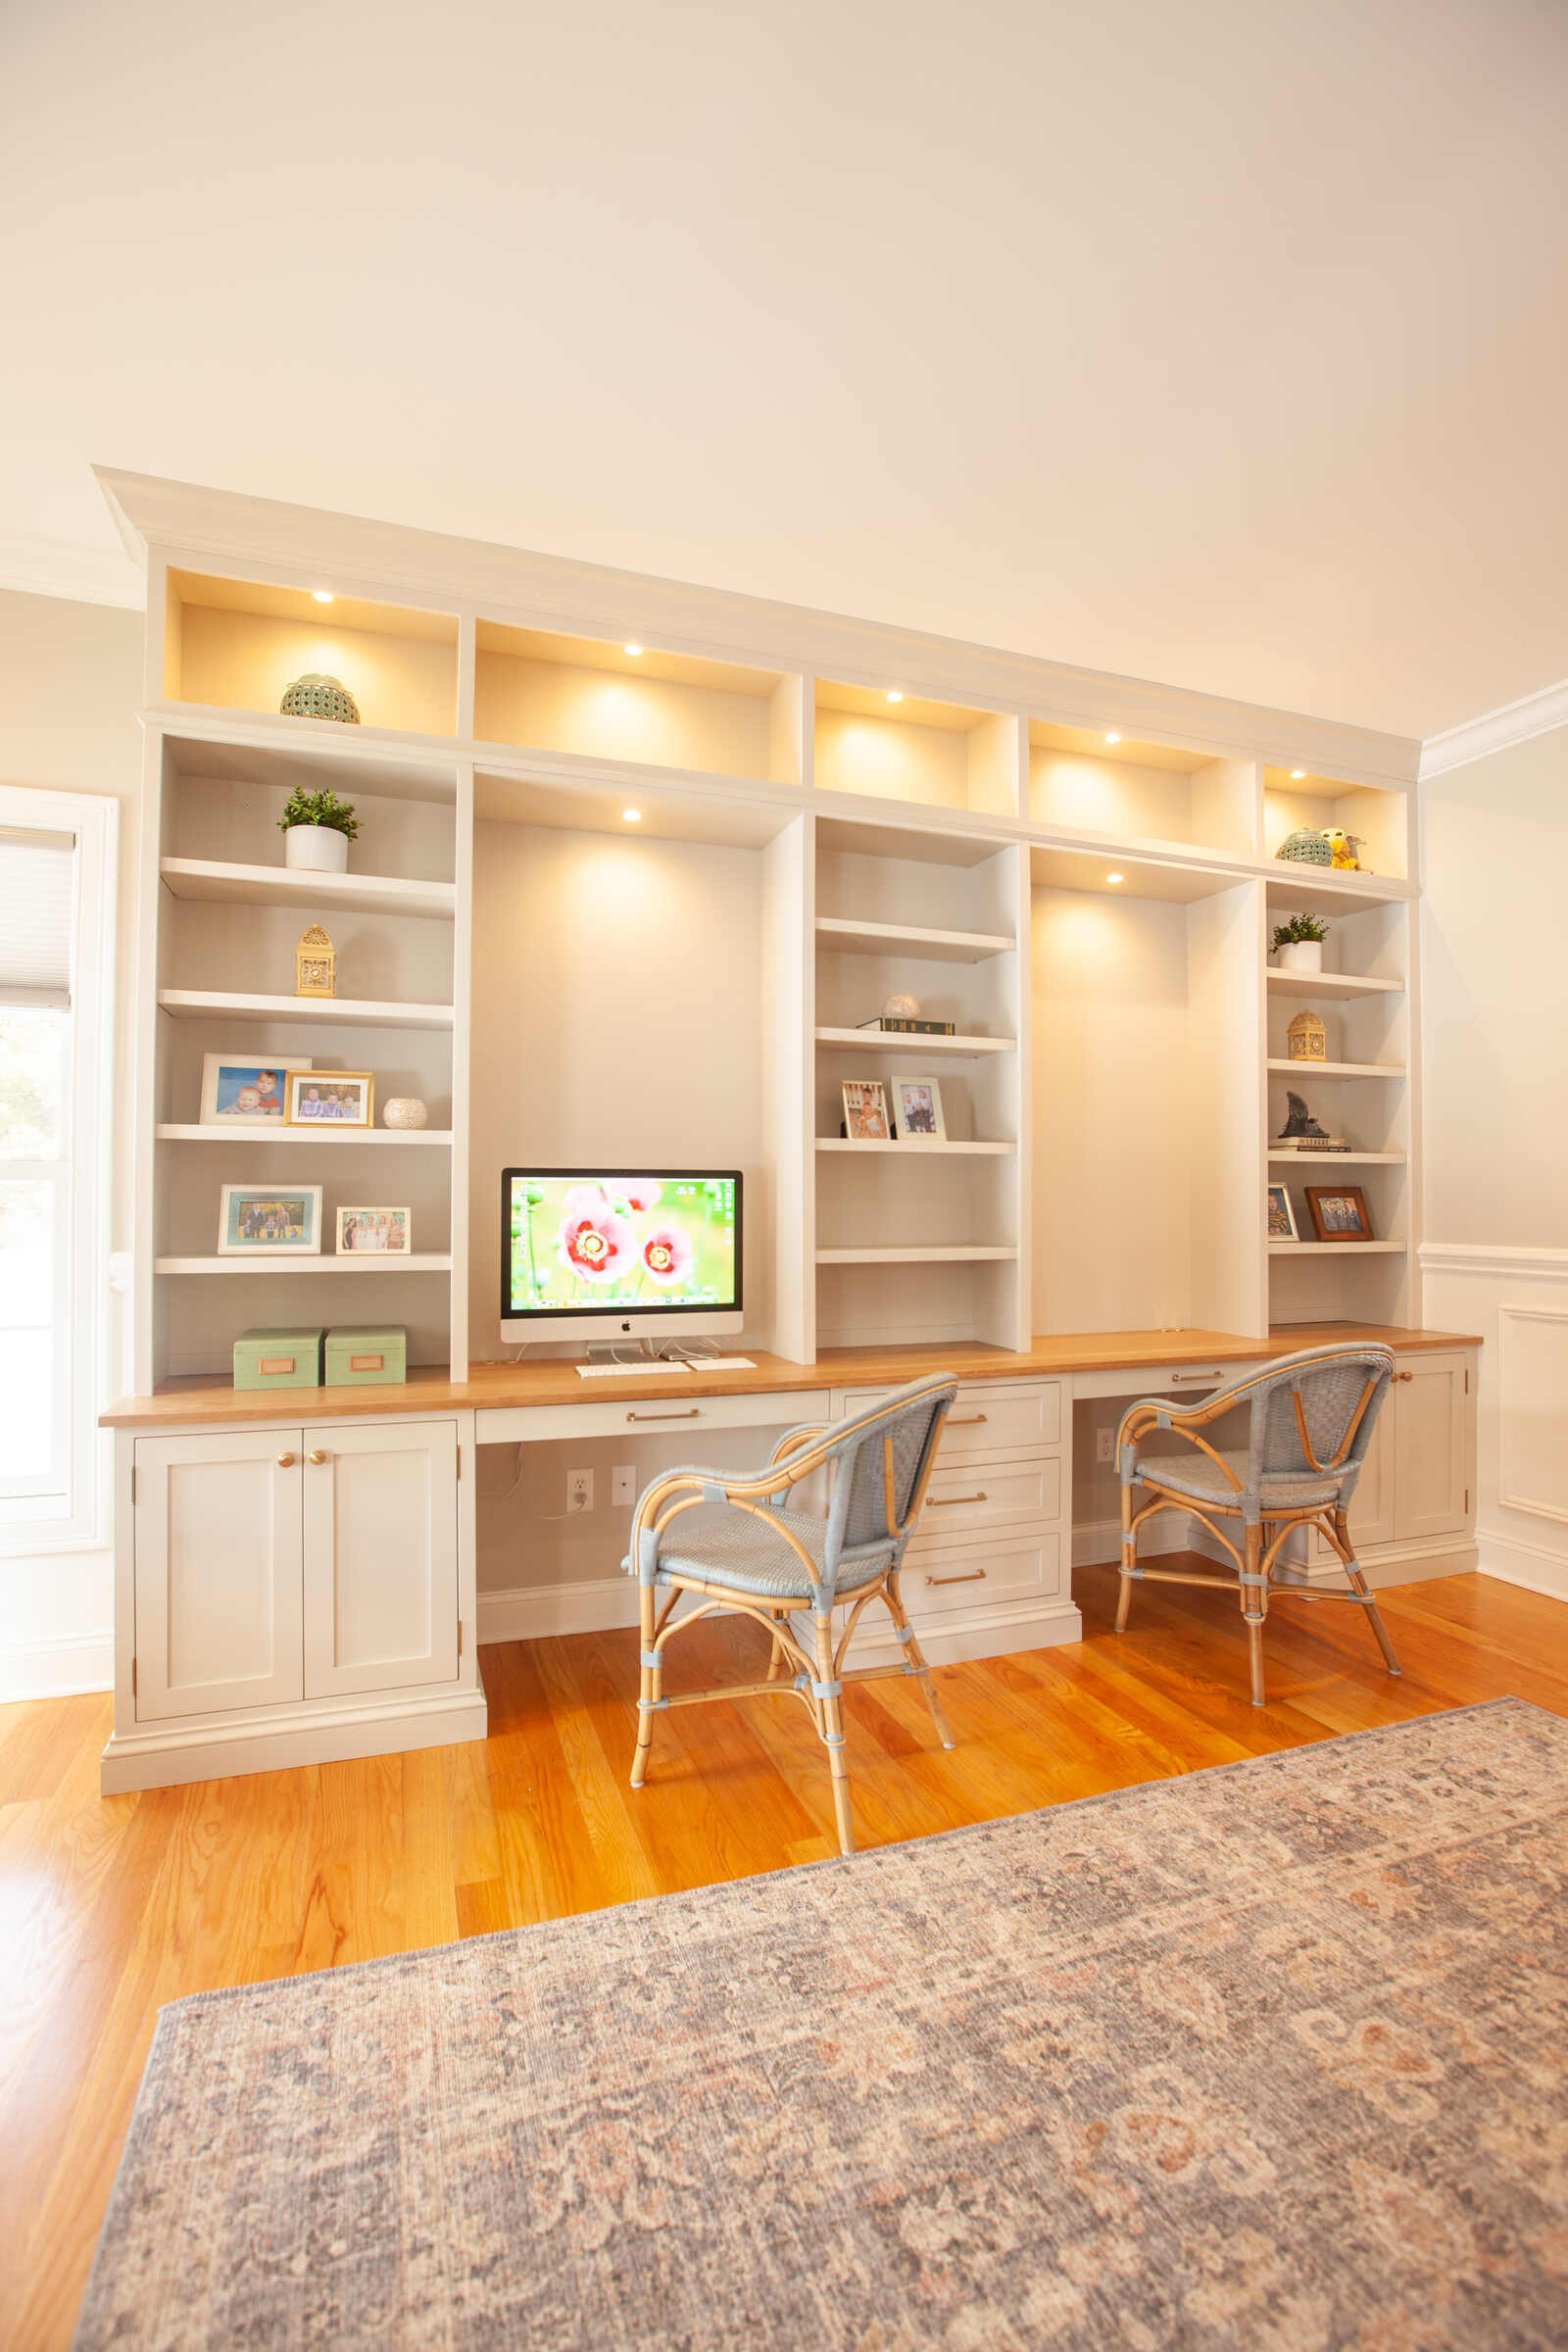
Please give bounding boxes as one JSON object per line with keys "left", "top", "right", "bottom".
{"left": 4, "top": 1563, "right": 1566, "bottom": 2349}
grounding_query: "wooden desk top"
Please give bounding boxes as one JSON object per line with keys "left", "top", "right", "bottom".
{"left": 101, "top": 1322, "right": 1481, "bottom": 1429}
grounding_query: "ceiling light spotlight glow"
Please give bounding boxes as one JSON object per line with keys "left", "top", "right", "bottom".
{"left": 623, "top": 644, "right": 643, "bottom": 657}
{"left": 886, "top": 690, "right": 904, "bottom": 703}
{"left": 622, "top": 808, "right": 642, "bottom": 822}
{"left": 1104, "top": 731, "right": 1121, "bottom": 744}
{"left": 1291, "top": 768, "right": 1306, "bottom": 779}
{"left": 313, "top": 590, "right": 334, "bottom": 604}
{"left": 1106, "top": 872, "right": 1124, "bottom": 885}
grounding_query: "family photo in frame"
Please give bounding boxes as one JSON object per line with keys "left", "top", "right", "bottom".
{"left": 841, "top": 1074, "right": 948, "bottom": 1143}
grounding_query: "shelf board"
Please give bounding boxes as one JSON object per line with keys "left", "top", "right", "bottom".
{"left": 815, "top": 1026, "right": 1014, "bottom": 1057}
{"left": 1267, "top": 1241, "right": 1407, "bottom": 1257}
{"left": 1267, "top": 1057, "right": 1405, "bottom": 1079}
{"left": 814, "top": 915, "right": 1013, "bottom": 963}
{"left": 156, "top": 1124, "right": 453, "bottom": 1147}
{"left": 158, "top": 989, "right": 455, "bottom": 1031}
{"left": 155, "top": 1254, "right": 453, "bottom": 1275}
{"left": 160, "top": 858, "right": 456, "bottom": 921}
{"left": 814, "top": 1138, "right": 1014, "bottom": 1155}
{"left": 1265, "top": 968, "right": 1402, "bottom": 998}
{"left": 815, "top": 1245, "right": 1017, "bottom": 1264}
{"left": 1267, "top": 1150, "right": 1404, "bottom": 1165}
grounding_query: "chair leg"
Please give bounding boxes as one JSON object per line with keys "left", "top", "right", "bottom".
{"left": 884, "top": 1576, "right": 956, "bottom": 1750}
{"left": 1116, "top": 1476, "right": 1136, "bottom": 1632}
{"left": 1336, "top": 1508, "right": 1402, "bottom": 1677}
{"left": 764, "top": 1611, "right": 788, "bottom": 1681}
{"left": 814, "top": 1611, "right": 857, "bottom": 1857}
{"left": 1243, "top": 1521, "right": 1267, "bottom": 1707}
{"left": 630, "top": 1581, "right": 662, "bottom": 1789}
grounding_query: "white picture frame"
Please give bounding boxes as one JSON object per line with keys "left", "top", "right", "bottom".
{"left": 199, "top": 1052, "right": 313, "bottom": 1128}
{"left": 217, "top": 1183, "right": 324, "bottom": 1255}
{"left": 336, "top": 1205, "right": 413, "bottom": 1256}
{"left": 890, "top": 1073, "right": 946, "bottom": 1142}
{"left": 1266, "top": 1182, "right": 1299, "bottom": 1244}
{"left": 841, "top": 1079, "right": 891, "bottom": 1142}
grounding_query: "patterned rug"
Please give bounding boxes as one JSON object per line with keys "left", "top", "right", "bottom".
{"left": 76, "top": 1700, "right": 1568, "bottom": 2350}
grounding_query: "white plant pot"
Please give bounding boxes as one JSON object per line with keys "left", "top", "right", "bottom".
{"left": 1275, "top": 940, "right": 1323, "bottom": 973}
{"left": 283, "top": 824, "right": 350, "bottom": 874}
{"left": 382, "top": 1098, "right": 429, "bottom": 1131}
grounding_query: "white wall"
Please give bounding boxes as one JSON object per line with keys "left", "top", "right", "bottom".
{"left": 0, "top": 588, "right": 144, "bottom": 1696}
{"left": 1420, "top": 719, "right": 1568, "bottom": 1600}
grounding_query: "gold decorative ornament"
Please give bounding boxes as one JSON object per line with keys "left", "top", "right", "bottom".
{"left": 295, "top": 923, "right": 336, "bottom": 999}
{"left": 1287, "top": 1007, "right": 1328, "bottom": 1062}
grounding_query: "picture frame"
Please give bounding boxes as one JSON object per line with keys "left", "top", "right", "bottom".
{"left": 1266, "top": 1182, "right": 1299, "bottom": 1243}
{"left": 335, "top": 1205, "right": 413, "bottom": 1256}
{"left": 1305, "top": 1184, "right": 1375, "bottom": 1243}
{"left": 217, "top": 1184, "right": 323, "bottom": 1255}
{"left": 890, "top": 1073, "right": 946, "bottom": 1142}
{"left": 284, "top": 1069, "right": 375, "bottom": 1129}
{"left": 199, "top": 1053, "right": 313, "bottom": 1128}
{"left": 841, "top": 1078, "right": 891, "bottom": 1142}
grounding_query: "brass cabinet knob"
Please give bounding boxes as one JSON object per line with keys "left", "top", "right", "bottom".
{"left": 1395, "top": 1369, "right": 1414, "bottom": 1382}
{"left": 276, "top": 1452, "right": 296, "bottom": 1468}
{"left": 308, "top": 1449, "right": 328, "bottom": 1465}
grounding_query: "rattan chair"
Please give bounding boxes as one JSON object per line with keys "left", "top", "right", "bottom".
{"left": 1116, "top": 1341, "right": 1402, "bottom": 1707}
{"left": 622, "top": 1373, "right": 958, "bottom": 1855}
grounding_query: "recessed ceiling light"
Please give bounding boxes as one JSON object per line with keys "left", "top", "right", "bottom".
{"left": 623, "top": 644, "right": 643, "bottom": 657}
{"left": 313, "top": 590, "right": 334, "bottom": 604}
{"left": 1104, "top": 731, "right": 1121, "bottom": 745}
{"left": 886, "top": 690, "right": 905, "bottom": 704}
{"left": 622, "top": 808, "right": 642, "bottom": 822}
{"left": 1106, "top": 872, "right": 1124, "bottom": 885}
{"left": 1291, "top": 768, "right": 1306, "bottom": 779}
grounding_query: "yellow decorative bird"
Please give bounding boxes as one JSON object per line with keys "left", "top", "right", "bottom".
{"left": 1322, "top": 829, "right": 1363, "bottom": 870}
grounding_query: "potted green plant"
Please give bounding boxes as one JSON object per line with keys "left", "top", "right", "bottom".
{"left": 1271, "top": 910, "right": 1329, "bottom": 974}
{"left": 278, "top": 786, "right": 361, "bottom": 875}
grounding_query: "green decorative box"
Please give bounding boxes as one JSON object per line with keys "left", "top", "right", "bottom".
{"left": 233, "top": 1327, "right": 324, "bottom": 1391}
{"left": 324, "top": 1325, "right": 407, "bottom": 1387}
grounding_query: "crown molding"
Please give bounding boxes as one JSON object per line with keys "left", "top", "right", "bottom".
{"left": 1419, "top": 679, "right": 1568, "bottom": 780}
{"left": 94, "top": 466, "right": 1422, "bottom": 788}
{"left": 0, "top": 527, "right": 144, "bottom": 612}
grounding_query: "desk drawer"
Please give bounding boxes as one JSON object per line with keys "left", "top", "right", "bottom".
{"left": 838, "top": 1379, "right": 1062, "bottom": 1456}
{"left": 904, "top": 1532, "right": 1062, "bottom": 1616}
{"left": 910, "top": 1454, "right": 1061, "bottom": 1542}
{"left": 474, "top": 1392, "right": 815, "bottom": 1446}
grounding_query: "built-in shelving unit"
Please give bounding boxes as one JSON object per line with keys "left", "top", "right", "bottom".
{"left": 108, "top": 467, "right": 1427, "bottom": 1393}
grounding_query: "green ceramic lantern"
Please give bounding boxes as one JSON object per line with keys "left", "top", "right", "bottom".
{"left": 280, "top": 672, "right": 360, "bottom": 724}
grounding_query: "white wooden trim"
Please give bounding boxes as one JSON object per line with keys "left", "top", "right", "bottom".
{"left": 1496, "top": 1306, "right": 1568, "bottom": 1525}
{"left": 1418, "top": 679, "right": 1568, "bottom": 779}
{"left": 99, "top": 1685, "right": 488, "bottom": 1793}
{"left": 1418, "top": 1242, "right": 1568, "bottom": 1280}
{"left": 0, "top": 1626, "right": 114, "bottom": 1701}
{"left": 0, "top": 526, "right": 143, "bottom": 611}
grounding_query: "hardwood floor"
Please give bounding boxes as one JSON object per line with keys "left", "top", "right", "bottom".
{"left": 4, "top": 1562, "right": 1567, "bottom": 2349}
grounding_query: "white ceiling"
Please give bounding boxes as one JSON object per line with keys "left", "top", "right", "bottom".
{"left": 2, "top": 0, "right": 1563, "bottom": 741}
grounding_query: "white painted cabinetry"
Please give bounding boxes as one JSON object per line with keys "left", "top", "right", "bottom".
{"left": 1310, "top": 1350, "right": 1473, "bottom": 1569}
{"left": 108, "top": 1414, "right": 482, "bottom": 1791}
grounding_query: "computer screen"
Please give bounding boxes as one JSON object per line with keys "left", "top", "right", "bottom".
{"left": 500, "top": 1169, "right": 743, "bottom": 1338}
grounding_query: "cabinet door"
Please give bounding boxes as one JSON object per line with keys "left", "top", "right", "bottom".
{"left": 133, "top": 1432, "right": 304, "bottom": 1720}
{"left": 1307, "top": 1383, "right": 1395, "bottom": 1563}
{"left": 1394, "top": 1355, "right": 1469, "bottom": 1543}
{"left": 302, "top": 1420, "right": 460, "bottom": 1698}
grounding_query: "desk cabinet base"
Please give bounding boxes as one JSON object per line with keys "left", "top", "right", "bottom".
{"left": 100, "top": 1681, "right": 488, "bottom": 1794}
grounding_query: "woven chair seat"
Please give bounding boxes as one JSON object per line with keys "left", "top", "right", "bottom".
{"left": 624, "top": 1503, "right": 895, "bottom": 1600}
{"left": 1136, "top": 1446, "right": 1346, "bottom": 1510}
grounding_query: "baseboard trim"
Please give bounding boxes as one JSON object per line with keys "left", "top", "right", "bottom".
{"left": 479, "top": 1576, "right": 637, "bottom": 1644}
{"left": 1, "top": 1630, "right": 114, "bottom": 1703}
{"left": 98, "top": 1686, "right": 489, "bottom": 1793}
{"left": 1477, "top": 1529, "right": 1568, "bottom": 1602}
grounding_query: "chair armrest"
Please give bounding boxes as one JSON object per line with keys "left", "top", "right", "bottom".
{"left": 768, "top": 1421, "right": 830, "bottom": 1469}
{"left": 1116, "top": 1400, "right": 1244, "bottom": 1494}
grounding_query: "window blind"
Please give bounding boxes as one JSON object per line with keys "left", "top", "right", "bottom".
{"left": 0, "top": 825, "right": 75, "bottom": 1008}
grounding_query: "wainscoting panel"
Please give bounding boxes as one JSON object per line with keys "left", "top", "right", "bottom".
{"left": 1421, "top": 1244, "right": 1568, "bottom": 1601}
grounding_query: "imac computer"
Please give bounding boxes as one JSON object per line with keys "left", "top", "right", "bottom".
{"left": 500, "top": 1169, "right": 743, "bottom": 1347}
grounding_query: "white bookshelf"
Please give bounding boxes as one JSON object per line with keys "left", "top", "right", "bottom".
{"left": 108, "top": 470, "right": 1428, "bottom": 1393}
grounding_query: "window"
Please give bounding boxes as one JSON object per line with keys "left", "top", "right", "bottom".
{"left": 0, "top": 795, "right": 117, "bottom": 1549}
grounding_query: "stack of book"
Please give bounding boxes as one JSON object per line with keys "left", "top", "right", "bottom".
{"left": 856, "top": 1014, "right": 957, "bottom": 1036}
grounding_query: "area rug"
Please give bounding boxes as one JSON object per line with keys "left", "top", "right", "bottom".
{"left": 76, "top": 1699, "right": 1568, "bottom": 2350}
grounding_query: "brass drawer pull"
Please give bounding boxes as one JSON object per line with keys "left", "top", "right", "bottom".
{"left": 926, "top": 1567, "right": 986, "bottom": 1587}
{"left": 308, "top": 1449, "right": 328, "bottom": 1466}
{"left": 1171, "top": 1370, "right": 1223, "bottom": 1384}
{"left": 932, "top": 1491, "right": 987, "bottom": 1506}
{"left": 627, "top": 1407, "right": 702, "bottom": 1422}
{"left": 948, "top": 1413, "right": 989, "bottom": 1427}
{"left": 275, "top": 1452, "right": 296, "bottom": 1468}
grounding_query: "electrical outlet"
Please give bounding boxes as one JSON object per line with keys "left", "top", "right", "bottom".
{"left": 1095, "top": 1427, "right": 1115, "bottom": 1465}
{"left": 567, "top": 1467, "right": 594, "bottom": 1513}
{"left": 611, "top": 1464, "right": 636, "bottom": 1507}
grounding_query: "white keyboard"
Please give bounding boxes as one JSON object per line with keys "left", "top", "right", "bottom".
{"left": 574, "top": 1355, "right": 757, "bottom": 1379}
